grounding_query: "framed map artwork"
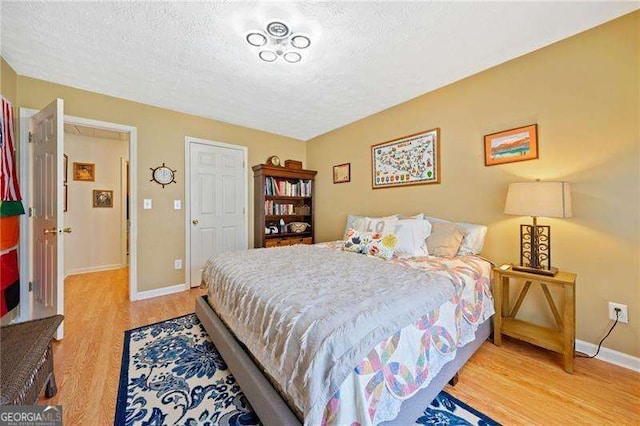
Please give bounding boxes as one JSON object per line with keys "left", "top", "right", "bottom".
{"left": 371, "top": 128, "right": 440, "bottom": 189}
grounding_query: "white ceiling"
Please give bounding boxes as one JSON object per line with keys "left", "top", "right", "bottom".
{"left": 64, "top": 123, "right": 128, "bottom": 141}
{"left": 2, "top": 2, "right": 637, "bottom": 140}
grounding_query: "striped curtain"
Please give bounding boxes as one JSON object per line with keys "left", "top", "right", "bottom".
{"left": 0, "top": 97, "right": 24, "bottom": 317}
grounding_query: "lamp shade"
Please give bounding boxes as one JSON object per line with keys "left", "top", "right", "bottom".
{"left": 504, "top": 181, "right": 572, "bottom": 218}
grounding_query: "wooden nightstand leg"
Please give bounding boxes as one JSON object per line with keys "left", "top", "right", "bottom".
{"left": 563, "top": 284, "right": 575, "bottom": 373}
{"left": 510, "top": 280, "right": 532, "bottom": 318}
{"left": 541, "top": 284, "right": 563, "bottom": 329}
{"left": 493, "top": 274, "right": 503, "bottom": 346}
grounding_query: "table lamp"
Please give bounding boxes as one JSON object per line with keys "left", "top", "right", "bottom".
{"left": 504, "top": 180, "right": 572, "bottom": 276}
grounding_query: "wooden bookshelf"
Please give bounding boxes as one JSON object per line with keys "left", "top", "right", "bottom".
{"left": 253, "top": 164, "right": 317, "bottom": 248}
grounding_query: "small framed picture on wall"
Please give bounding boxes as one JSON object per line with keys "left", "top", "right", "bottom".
{"left": 73, "top": 162, "right": 95, "bottom": 181}
{"left": 333, "top": 163, "right": 351, "bottom": 184}
{"left": 93, "top": 190, "right": 113, "bottom": 208}
{"left": 484, "top": 124, "right": 538, "bottom": 166}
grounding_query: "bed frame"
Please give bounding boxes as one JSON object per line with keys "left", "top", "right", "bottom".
{"left": 196, "top": 295, "right": 491, "bottom": 426}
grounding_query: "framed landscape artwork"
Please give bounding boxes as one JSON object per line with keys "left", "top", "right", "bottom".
{"left": 371, "top": 128, "right": 440, "bottom": 189}
{"left": 333, "top": 163, "right": 351, "bottom": 184}
{"left": 484, "top": 124, "right": 538, "bottom": 166}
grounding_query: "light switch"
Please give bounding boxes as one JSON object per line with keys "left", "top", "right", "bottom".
{"left": 143, "top": 199, "right": 152, "bottom": 209}
{"left": 174, "top": 200, "right": 182, "bottom": 210}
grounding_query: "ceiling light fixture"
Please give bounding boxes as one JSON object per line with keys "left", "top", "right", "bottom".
{"left": 258, "top": 51, "right": 277, "bottom": 62}
{"left": 266, "top": 21, "right": 289, "bottom": 38}
{"left": 246, "top": 21, "right": 311, "bottom": 63}
{"left": 290, "top": 35, "right": 311, "bottom": 49}
{"left": 246, "top": 32, "right": 267, "bottom": 47}
{"left": 283, "top": 52, "right": 301, "bottom": 63}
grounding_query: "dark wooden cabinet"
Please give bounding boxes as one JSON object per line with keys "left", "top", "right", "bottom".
{"left": 253, "top": 164, "right": 317, "bottom": 248}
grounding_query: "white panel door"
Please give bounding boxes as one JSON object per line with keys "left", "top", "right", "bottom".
{"left": 30, "top": 98, "right": 65, "bottom": 339}
{"left": 189, "top": 141, "right": 246, "bottom": 287}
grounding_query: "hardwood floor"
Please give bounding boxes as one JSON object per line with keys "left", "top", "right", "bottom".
{"left": 448, "top": 339, "right": 640, "bottom": 425}
{"left": 48, "top": 269, "right": 639, "bottom": 425}
{"left": 47, "top": 268, "right": 205, "bottom": 425}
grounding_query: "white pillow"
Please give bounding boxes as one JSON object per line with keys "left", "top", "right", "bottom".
{"left": 344, "top": 214, "right": 364, "bottom": 238}
{"left": 395, "top": 219, "right": 431, "bottom": 256}
{"left": 456, "top": 223, "right": 488, "bottom": 255}
{"left": 397, "top": 213, "right": 425, "bottom": 220}
{"left": 344, "top": 214, "right": 398, "bottom": 238}
{"left": 424, "top": 215, "right": 487, "bottom": 255}
{"left": 360, "top": 217, "right": 399, "bottom": 236}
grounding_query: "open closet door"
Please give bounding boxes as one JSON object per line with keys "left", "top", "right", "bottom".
{"left": 30, "top": 98, "right": 66, "bottom": 339}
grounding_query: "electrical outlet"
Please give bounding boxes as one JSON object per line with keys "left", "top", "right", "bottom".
{"left": 608, "top": 302, "right": 629, "bottom": 324}
{"left": 174, "top": 259, "right": 182, "bottom": 270}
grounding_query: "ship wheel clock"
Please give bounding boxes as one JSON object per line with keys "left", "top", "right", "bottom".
{"left": 150, "top": 163, "right": 177, "bottom": 188}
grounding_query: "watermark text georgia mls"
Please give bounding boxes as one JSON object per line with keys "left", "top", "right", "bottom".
{"left": 0, "top": 405, "right": 62, "bottom": 426}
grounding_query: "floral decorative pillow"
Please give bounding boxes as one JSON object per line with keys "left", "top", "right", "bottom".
{"left": 342, "top": 229, "right": 398, "bottom": 260}
{"left": 366, "top": 233, "right": 398, "bottom": 260}
{"left": 342, "top": 229, "right": 370, "bottom": 254}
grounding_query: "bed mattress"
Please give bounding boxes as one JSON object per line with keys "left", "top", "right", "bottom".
{"left": 203, "top": 242, "right": 494, "bottom": 425}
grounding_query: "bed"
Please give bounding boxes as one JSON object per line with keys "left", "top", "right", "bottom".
{"left": 195, "top": 240, "right": 494, "bottom": 426}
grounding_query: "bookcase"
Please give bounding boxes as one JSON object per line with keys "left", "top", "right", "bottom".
{"left": 253, "top": 164, "right": 317, "bottom": 248}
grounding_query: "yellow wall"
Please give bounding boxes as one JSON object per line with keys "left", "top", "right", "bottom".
{"left": 1, "top": 58, "right": 18, "bottom": 105}
{"left": 307, "top": 12, "right": 640, "bottom": 356}
{"left": 17, "top": 76, "right": 305, "bottom": 292}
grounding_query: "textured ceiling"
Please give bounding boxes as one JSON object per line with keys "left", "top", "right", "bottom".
{"left": 64, "top": 123, "right": 128, "bottom": 141}
{"left": 1, "top": 2, "right": 637, "bottom": 140}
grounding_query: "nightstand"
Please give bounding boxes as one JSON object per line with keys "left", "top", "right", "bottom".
{"left": 493, "top": 266, "right": 577, "bottom": 373}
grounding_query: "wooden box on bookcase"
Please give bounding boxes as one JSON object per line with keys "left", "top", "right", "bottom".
{"left": 253, "top": 164, "right": 317, "bottom": 248}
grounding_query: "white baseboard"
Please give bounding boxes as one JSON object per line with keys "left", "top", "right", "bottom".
{"left": 66, "top": 264, "right": 124, "bottom": 276}
{"left": 135, "top": 283, "right": 187, "bottom": 301}
{"left": 575, "top": 339, "right": 640, "bottom": 372}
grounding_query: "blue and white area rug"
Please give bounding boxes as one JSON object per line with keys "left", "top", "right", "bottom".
{"left": 115, "top": 314, "right": 499, "bottom": 426}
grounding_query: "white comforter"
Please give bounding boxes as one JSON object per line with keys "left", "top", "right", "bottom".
{"left": 203, "top": 244, "right": 457, "bottom": 425}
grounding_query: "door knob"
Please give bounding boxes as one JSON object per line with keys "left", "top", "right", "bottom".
{"left": 43, "top": 227, "right": 57, "bottom": 235}
{"left": 62, "top": 227, "right": 72, "bottom": 233}
{"left": 192, "top": 219, "right": 199, "bottom": 225}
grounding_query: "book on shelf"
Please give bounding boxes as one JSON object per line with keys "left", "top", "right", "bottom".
{"left": 264, "top": 200, "right": 295, "bottom": 216}
{"left": 264, "top": 177, "right": 312, "bottom": 197}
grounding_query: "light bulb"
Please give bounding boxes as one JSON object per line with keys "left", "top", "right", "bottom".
{"left": 246, "top": 32, "right": 267, "bottom": 47}
{"left": 259, "top": 50, "right": 277, "bottom": 62}
{"left": 266, "top": 21, "right": 289, "bottom": 38}
{"left": 291, "top": 35, "right": 311, "bottom": 49}
{"left": 284, "top": 52, "right": 301, "bottom": 63}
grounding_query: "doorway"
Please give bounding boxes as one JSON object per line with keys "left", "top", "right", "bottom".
{"left": 19, "top": 105, "right": 138, "bottom": 336}
{"left": 185, "top": 137, "right": 248, "bottom": 288}
{"left": 62, "top": 123, "right": 129, "bottom": 276}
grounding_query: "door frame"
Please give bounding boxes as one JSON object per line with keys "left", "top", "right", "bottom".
{"left": 19, "top": 109, "right": 139, "bottom": 320}
{"left": 184, "top": 136, "right": 248, "bottom": 288}
{"left": 120, "top": 158, "right": 129, "bottom": 267}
